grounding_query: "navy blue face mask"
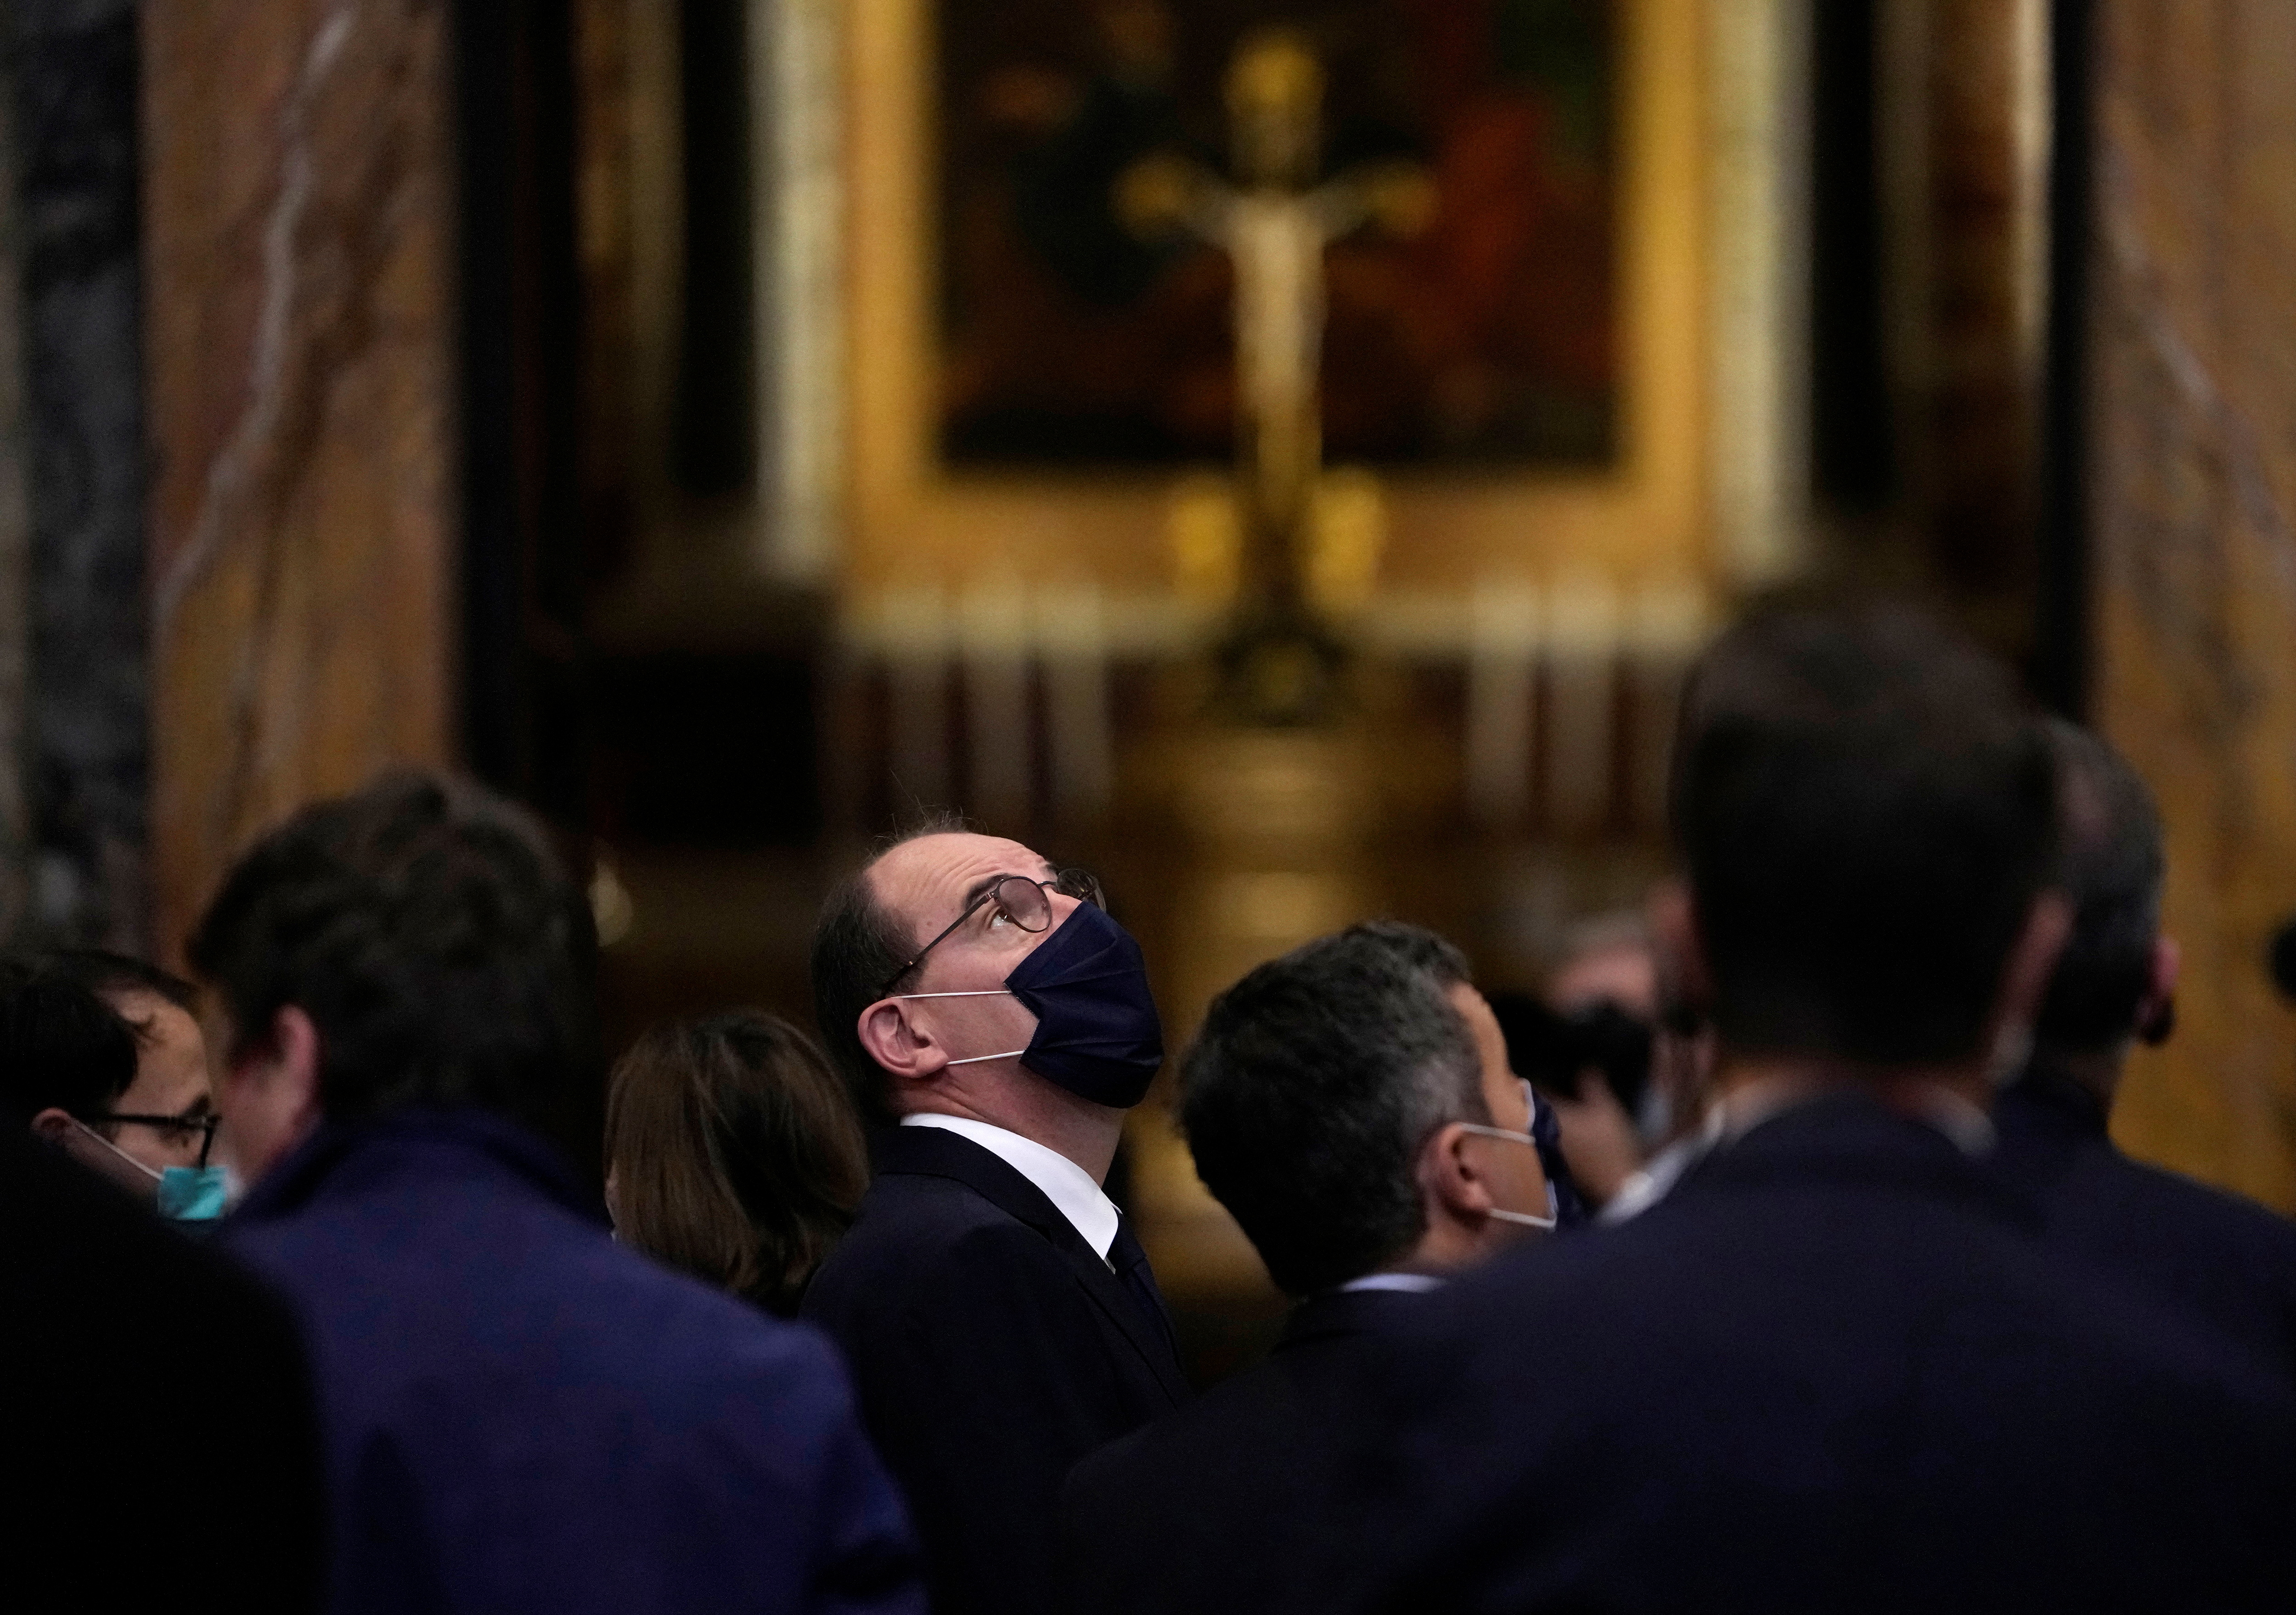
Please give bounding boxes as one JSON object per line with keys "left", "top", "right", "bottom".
{"left": 904, "top": 901, "right": 1166, "bottom": 1109}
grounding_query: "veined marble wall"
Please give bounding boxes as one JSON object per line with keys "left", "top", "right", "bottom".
{"left": 0, "top": 15, "right": 29, "bottom": 942}
{"left": 141, "top": 1, "right": 457, "bottom": 960}
{"left": 2091, "top": 2, "right": 2296, "bottom": 1209}
{"left": 6, "top": 1, "right": 149, "bottom": 949}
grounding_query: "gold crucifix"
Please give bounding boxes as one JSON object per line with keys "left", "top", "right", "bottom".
{"left": 1120, "top": 28, "right": 1431, "bottom": 718}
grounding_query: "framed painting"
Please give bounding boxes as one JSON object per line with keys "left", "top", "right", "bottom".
{"left": 816, "top": 0, "right": 1804, "bottom": 621}
{"left": 936, "top": 0, "right": 1616, "bottom": 470}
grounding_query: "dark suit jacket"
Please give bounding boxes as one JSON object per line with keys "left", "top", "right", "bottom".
{"left": 1314, "top": 1092, "right": 2296, "bottom": 1615}
{"left": 2, "top": 1128, "right": 325, "bottom": 1613}
{"left": 803, "top": 1125, "right": 1190, "bottom": 1615}
{"left": 1992, "top": 1067, "right": 2296, "bottom": 1367}
{"left": 224, "top": 1107, "right": 924, "bottom": 1615}
{"left": 1060, "top": 1284, "right": 1412, "bottom": 1615}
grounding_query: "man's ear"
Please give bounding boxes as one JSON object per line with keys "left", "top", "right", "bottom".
{"left": 855, "top": 1000, "right": 950, "bottom": 1086}
{"left": 1417, "top": 1122, "right": 1496, "bottom": 1224}
{"left": 1647, "top": 880, "right": 1712, "bottom": 1019}
{"left": 1992, "top": 890, "right": 2074, "bottom": 1044}
{"left": 28, "top": 1107, "right": 78, "bottom": 1146}
{"left": 213, "top": 1005, "right": 327, "bottom": 1187}
{"left": 2136, "top": 934, "right": 2180, "bottom": 1046}
{"left": 250, "top": 1006, "right": 325, "bottom": 1116}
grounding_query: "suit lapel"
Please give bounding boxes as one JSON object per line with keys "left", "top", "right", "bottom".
{"left": 874, "top": 1127, "right": 1190, "bottom": 1404}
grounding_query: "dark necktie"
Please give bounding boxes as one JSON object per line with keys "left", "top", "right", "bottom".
{"left": 1107, "top": 1217, "right": 1180, "bottom": 1369}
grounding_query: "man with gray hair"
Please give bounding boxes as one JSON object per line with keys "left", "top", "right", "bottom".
{"left": 1058, "top": 921, "right": 1559, "bottom": 1615}
{"left": 1992, "top": 720, "right": 2296, "bottom": 1365}
{"left": 1307, "top": 600, "right": 2296, "bottom": 1612}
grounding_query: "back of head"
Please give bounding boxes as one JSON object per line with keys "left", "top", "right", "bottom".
{"left": 2035, "top": 720, "right": 2164, "bottom": 1052}
{"left": 0, "top": 957, "right": 138, "bottom": 1125}
{"left": 811, "top": 812, "right": 968, "bottom": 1123}
{"left": 1182, "top": 922, "right": 1480, "bottom": 1296}
{"left": 1673, "top": 598, "right": 2055, "bottom": 1065}
{"left": 186, "top": 771, "right": 598, "bottom": 1137}
{"left": 605, "top": 1010, "right": 869, "bottom": 1314}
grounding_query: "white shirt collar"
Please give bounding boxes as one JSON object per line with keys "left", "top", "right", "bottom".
{"left": 1712, "top": 1082, "right": 1997, "bottom": 1157}
{"left": 1339, "top": 1272, "right": 1445, "bottom": 1294}
{"left": 900, "top": 1114, "right": 1122, "bottom": 1260}
{"left": 1598, "top": 1130, "right": 1711, "bottom": 1225}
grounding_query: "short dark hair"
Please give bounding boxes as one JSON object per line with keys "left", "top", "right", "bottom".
{"left": 605, "top": 1010, "right": 869, "bottom": 1317}
{"left": 42, "top": 950, "right": 200, "bottom": 1049}
{"left": 186, "top": 771, "right": 598, "bottom": 1137}
{"left": 0, "top": 957, "right": 139, "bottom": 1123}
{"left": 1672, "top": 599, "right": 2056, "bottom": 1065}
{"left": 810, "top": 813, "right": 968, "bottom": 1123}
{"left": 42, "top": 950, "right": 198, "bottom": 1012}
{"left": 2035, "top": 721, "right": 2164, "bottom": 1052}
{"left": 1180, "top": 922, "right": 1484, "bottom": 1296}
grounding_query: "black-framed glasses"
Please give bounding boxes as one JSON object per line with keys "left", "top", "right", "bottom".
{"left": 879, "top": 868, "right": 1105, "bottom": 997}
{"left": 101, "top": 1111, "right": 221, "bottom": 1167}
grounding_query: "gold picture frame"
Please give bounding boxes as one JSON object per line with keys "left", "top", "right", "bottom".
{"left": 819, "top": 0, "right": 1811, "bottom": 631}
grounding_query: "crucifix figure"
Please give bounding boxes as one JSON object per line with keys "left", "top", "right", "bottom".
{"left": 1119, "top": 28, "right": 1431, "bottom": 717}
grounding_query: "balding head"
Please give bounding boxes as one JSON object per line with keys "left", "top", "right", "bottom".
{"left": 812, "top": 827, "right": 1076, "bottom": 1120}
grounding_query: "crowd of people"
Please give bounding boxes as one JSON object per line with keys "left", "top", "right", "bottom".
{"left": 8, "top": 596, "right": 2296, "bottom": 1613}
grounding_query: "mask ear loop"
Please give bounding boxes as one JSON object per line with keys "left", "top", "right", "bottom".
{"left": 1456, "top": 1122, "right": 1562, "bottom": 1230}
{"left": 69, "top": 1118, "right": 163, "bottom": 1183}
{"left": 1487, "top": 1206, "right": 1559, "bottom": 1230}
{"left": 894, "top": 990, "right": 1030, "bottom": 1066}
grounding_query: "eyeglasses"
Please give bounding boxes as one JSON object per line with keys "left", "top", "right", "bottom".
{"left": 879, "top": 868, "right": 1106, "bottom": 997}
{"left": 101, "top": 1111, "right": 221, "bottom": 1167}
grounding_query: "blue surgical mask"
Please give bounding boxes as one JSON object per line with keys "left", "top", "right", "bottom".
{"left": 72, "top": 1119, "right": 235, "bottom": 1222}
{"left": 156, "top": 1165, "right": 233, "bottom": 1221}
{"left": 901, "top": 901, "right": 1166, "bottom": 1109}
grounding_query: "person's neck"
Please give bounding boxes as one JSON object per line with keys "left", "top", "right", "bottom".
{"left": 1389, "top": 1223, "right": 1480, "bottom": 1279}
{"left": 904, "top": 1078, "right": 1125, "bottom": 1184}
{"left": 1710, "top": 1051, "right": 1992, "bottom": 1136}
{"left": 2025, "top": 1041, "right": 2123, "bottom": 1113}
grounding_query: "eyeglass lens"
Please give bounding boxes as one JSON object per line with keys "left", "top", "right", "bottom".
{"left": 983, "top": 870, "right": 1104, "bottom": 934}
{"left": 105, "top": 1113, "right": 220, "bottom": 1166}
{"left": 881, "top": 867, "right": 1108, "bottom": 996}
{"left": 988, "top": 876, "right": 1053, "bottom": 932}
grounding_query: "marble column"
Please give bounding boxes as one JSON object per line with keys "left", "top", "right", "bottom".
{"left": 1876, "top": 0, "right": 2051, "bottom": 660}
{"left": 2090, "top": 1, "right": 2296, "bottom": 1209}
{"left": 9, "top": 0, "right": 149, "bottom": 949}
{"left": 0, "top": 16, "right": 28, "bottom": 941}
{"left": 141, "top": 1, "right": 458, "bottom": 959}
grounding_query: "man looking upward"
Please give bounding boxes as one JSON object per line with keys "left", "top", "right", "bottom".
{"left": 806, "top": 827, "right": 1188, "bottom": 1615}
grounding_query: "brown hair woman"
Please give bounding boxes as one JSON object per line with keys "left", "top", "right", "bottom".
{"left": 603, "top": 1010, "right": 869, "bottom": 1317}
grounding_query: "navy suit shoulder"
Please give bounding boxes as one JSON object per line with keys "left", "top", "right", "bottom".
{"left": 3, "top": 1128, "right": 325, "bottom": 1613}
{"left": 224, "top": 1109, "right": 923, "bottom": 1615}
{"left": 1992, "top": 1073, "right": 2296, "bottom": 1366}
{"left": 1060, "top": 1287, "right": 1409, "bottom": 1615}
{"left": 1315, "top": 1094, "right": 2296, "bottom": 1615}
{"left": 803, "top": 1126, "right": 1187, "bottom": 1615}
